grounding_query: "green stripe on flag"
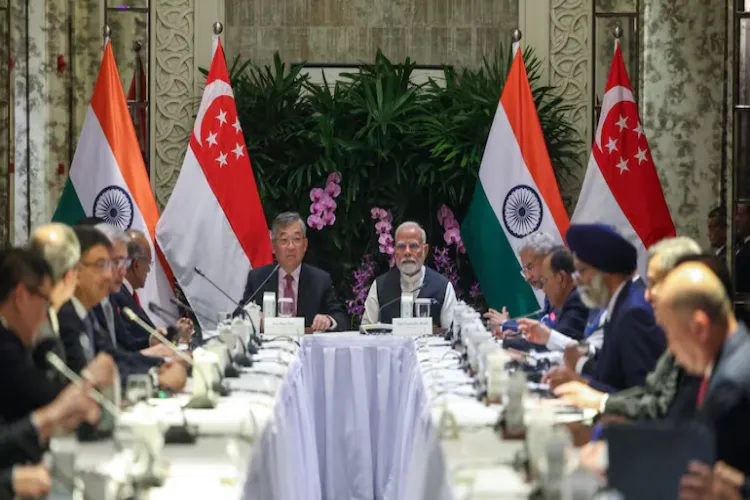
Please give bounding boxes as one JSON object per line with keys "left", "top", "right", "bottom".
{"left": 462, "top": 182, "right": 540, "bottom": 316}
{"left": 52, "top": 178, "right": 86, "bottom": 225}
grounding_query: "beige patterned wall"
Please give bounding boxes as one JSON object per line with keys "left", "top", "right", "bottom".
{"left": 152, "top": 0, "right": 194, "bottom": 209}
{"left": 223, "top": 0, "right": 518, "bottom": 68}
{"left": 549, "top": 0, "right": 592, "bottom": 209}
{"left": 640, "top": 0, "right": 730, "bottom": 245}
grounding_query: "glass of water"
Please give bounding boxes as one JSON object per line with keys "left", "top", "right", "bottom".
{"left": 217, "top": 311, "right": 232, "bottom": 325}
{"left": 278, "top": 298, "right": 294, "bottom": 318}
{"left": 414, "top": 298, "right": 431, "bottom": 318}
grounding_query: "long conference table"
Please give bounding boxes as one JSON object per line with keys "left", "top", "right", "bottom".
{"left": 68, "top": 313, "right": 597, "bottom": 499}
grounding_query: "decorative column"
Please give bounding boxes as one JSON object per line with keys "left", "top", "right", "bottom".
{"left": 12, "top": 0, "right": 49, "bottom": 244}
{"left": 640, "top": 0, "right": 729, "bottom": 243}
{"left": 548, "top": 0, "right": 593, "bottom": 210}
{"left": 151, "top": 0, "right": 223, "bottom": 209}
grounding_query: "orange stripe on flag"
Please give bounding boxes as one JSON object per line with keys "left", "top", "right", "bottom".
{"left": 500, "top": 50, "right": 569, "bottom": 235}
{"left": 90, "top": 41, "right": 175, "bottom": 290}
{"left": 90, "top": 42, "right": 160, "bottom": 240}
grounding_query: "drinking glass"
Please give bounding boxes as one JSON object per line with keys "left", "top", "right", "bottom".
{"left": 415, "top": 298, "right": 431, "bottom": 318}
{"left": 217, "top": 311, "right": 232, "bottom": 325}
{"left": 278, "top": 298, "right": 294, "bottom": 318}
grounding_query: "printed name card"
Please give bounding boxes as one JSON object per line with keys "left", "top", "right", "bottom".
{"left": 264, "top": 317, "right": 305, "bottom": 337}
{"left": 392, "top": 317, "right": 431, "bottom": 337}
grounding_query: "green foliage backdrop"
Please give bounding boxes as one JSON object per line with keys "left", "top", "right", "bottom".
{"left": 213, "top": 47, "right": 580, "bottom": 320}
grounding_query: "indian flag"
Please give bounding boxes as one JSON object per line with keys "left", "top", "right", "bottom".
{"left": 52, "top": 39, "right": 175, "bottom": 325}
{"left": 461, "top": 45, "right": 569, "bottom": 316}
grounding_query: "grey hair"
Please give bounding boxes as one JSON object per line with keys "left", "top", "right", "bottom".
{"left": 395, "top": 221, "right": 427, "bottom": 243}
{"left": 29, "top": 223, "right": 81, "bottom": 283}
{"left": 518, "top": 231, "right": 557, "bottom": 258}
{"left": 647, "top": 236, "right": 702, "bottom": 271}
{"left": 271, "top": 212, "right": 306, "bottom": 239}
{"left": 94, "top": 222, "right": 130, "bottom": 246}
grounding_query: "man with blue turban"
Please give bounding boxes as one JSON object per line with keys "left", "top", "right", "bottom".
{"left": 544, "top": 224, "right": 666, "bottom": 393}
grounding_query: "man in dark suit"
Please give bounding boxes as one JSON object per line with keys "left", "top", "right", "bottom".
{"left": 0, "top": 377, "right": 100, "bottom": 499}
{"left": 656, "top": 262, "right": 750, "bottom": 496}
{"left": 544, "top": 224, "right": 666, "bottom": 393}
{"left": 0, "top": 248, "right": 74, "bottom": 421}
{"left": 58, "top": 226, "right": 186, "bottom": 392}
{"left": 239, "top": 212, "right": 348, "bottom": 331}
{"left": 516, "top": 246, "right": 589, "bottom": 348}
{"left": 555, "top": 238, "right": 708, "bottom": 424}
{"left": 113, "top": 228, "right": 192, "bottom": 350}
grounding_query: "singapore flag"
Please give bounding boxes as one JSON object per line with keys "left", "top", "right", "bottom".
{"left": 571, "top": 40, "right": 675, "bottom": 276}
{"left": 156, "top": 39, "right": 273, "bottom": 328}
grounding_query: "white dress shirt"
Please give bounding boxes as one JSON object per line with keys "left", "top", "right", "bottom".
{"left": 362, "top": 266, "right": 457, "bottom": 329}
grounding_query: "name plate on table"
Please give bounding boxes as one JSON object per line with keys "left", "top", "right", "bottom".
{"left": 264, "top": 317, "right": 305, "bottom": 337}
{"left": 392, "top": 317, "right": 431, "bottom": 337}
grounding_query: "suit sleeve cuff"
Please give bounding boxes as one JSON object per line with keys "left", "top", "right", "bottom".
{"left": 545, "top": 329, "right": 578, "bottom": 351}
{"left": 327, "top": 316, "right": 337, "bottom": 331}
{"left": 575, "top": 356, "right": 589, "bottom": 374}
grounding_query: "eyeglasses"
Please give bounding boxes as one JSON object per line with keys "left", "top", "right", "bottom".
{"left": 79, "top": 259, "right": 113, "bottom": 272}
{"left": 112, "top": 257, "right": 132, "bottom": 270}
{"left": 395, "top": 242, "right": 422, "bottom": 253}
{"left": 519, "top": 261, "right": 535, "bottom": 278}
{"left": 275, "top": 237, "right": 305, "bottom": 247}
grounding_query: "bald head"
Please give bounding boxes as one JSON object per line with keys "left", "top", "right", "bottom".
{"left": 29, "top": 223, "right": 81, "bottom": 310}
{"left": 125, "top": 229, "right": 152, "bottom": 290}
{"left": 657, "top": 262, "right": 735, "bottom": 375}
{"left": 30, "top": 224, "right": 80, "bottom": 281}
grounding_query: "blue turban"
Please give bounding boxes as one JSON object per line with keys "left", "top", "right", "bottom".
{"left": 566, "top": 223, "right": 637, "bottom": 275}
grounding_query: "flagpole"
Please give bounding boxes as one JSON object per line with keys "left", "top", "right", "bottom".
{"left": 613, "top": 24, "right": 622, "bottom": 52}
{"left": 102, "top": 24, "right": 111, "bottom": 48}
{"left": 212, "top": 21, "right": 223, "bottom": 58}
{"left": 511, "top": 28, "right": 522, "bottom": 55}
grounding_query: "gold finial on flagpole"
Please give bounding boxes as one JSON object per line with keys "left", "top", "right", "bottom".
{"left": 614, "top": 25, "right": 623, "bottom": 39}
{"left": 133, "top": 40, "right": 142, "bottom": 53}
{"left": 213, "top": 22, "right": 224, "bottom": 35}
{"left": 512, "top": 29, "right": 522, "bottom": 42}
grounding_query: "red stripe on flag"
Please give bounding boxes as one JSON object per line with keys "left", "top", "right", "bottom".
{"left": 188, "top": 40, "right": 273, "bottom": 268}
{"left": 591, "top": 44, "right": 675, "bottom": 247}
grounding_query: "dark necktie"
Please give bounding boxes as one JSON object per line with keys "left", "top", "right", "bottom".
{"left": 283, "top": 274, "right": 296, "bottom": 316}
{"left": 133, "top": 290, "right": 140, "bottom": 307}
{"left": 697, "top": 375, "right": 709, "bottom": 408}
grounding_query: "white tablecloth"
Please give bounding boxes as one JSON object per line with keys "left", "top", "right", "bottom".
{"left": 244, "top": 334, "right": 452, "bottom": 500}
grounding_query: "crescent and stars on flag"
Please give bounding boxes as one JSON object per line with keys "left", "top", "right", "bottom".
{"left": 596, "top": 103, "right": 652, "bottom": 178}
{"left": 199, "top": 100, "right": 245, "bottom": 169}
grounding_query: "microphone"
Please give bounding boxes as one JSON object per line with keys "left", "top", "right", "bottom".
{"left": 145, "top": 302, "right": 181, "bottom": 343}
{"left": 169, "top": 296, "right": 213, "bottom": 326}
{"left": 45, "top": 352, "right": 121, "bottom": 418}
{"left": 377, "top": 285, "right": 425, "bottom": 314}
{"left": 122, "top": 307, "right": 229, "bottom": 404}
{"left": 123, "top": 308, "right": 192, "bottom": 365}
{"left": 193, "top": 267, "right": 239, "bottom": 306}
{"left": 231, "top": 262, "right": 281, "bottom": 314}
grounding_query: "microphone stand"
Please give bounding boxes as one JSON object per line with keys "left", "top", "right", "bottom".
{"left": 123, "top": 307, "right": 229, "bottom": 405}
{"left": 193, "top": 266, "right": 280, "bottom": 354}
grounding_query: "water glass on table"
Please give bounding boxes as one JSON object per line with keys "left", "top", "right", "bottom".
{"left": 277, "top": 298, "right": 294, "bottom": 318}
{"left": 217, "top": 311, "right": 232, "bottom": 326}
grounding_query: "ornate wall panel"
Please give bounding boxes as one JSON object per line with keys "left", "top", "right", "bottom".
{"left": 549, "top": 0, "right": 592, "bottom": 210}
{"left": 224, "top": 0, "right": 518, "bottom": 69}
{"left": 153, "top": 0, "right": 194, "bottom": 208}
{"left": 640, "top": 0, "right": 728, "bottom": 244}
{"left": 0, "top": 0, "right": 9, "bottom": 244}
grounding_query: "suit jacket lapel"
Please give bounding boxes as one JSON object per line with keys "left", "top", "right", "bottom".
{"left": 296, "top": 264, "right": 308, "bottom": 320}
